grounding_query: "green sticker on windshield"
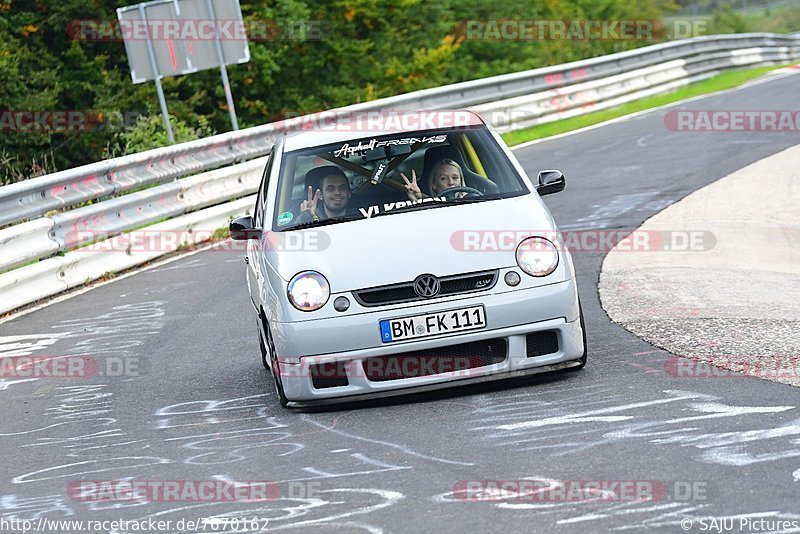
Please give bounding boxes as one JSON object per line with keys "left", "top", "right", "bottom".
{"left": 277, "top": 211, "right": 294, "bottom": 225}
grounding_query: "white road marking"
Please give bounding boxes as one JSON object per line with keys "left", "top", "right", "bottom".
{"left": 302, "top": 415, "right": 474, "bottom": 466}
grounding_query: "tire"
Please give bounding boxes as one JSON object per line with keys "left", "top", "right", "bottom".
{"left": 257, "top": 317, "right": 269, "bottom": 370}
{"left": 260, "top": 313, "right": 289, "bottom": 408}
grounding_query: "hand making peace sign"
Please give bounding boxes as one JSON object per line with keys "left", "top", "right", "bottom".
{"left": 300, "top": 186, "right": 322, "bottom": 218}
{"left": 400, "top": 169, "right": 423, "bottom": 201}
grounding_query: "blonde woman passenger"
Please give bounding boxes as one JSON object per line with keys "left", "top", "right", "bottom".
{"left": 400, "top": 158, "right": 469, "bottom": 202}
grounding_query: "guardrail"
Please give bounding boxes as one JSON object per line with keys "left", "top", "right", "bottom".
{"left": 473, "top": 43, "right": 800, "bottom": 132}
{"left": 2, "top": 33, "right": 797, "bottom": 229}
{"left": 1, "top": 32, "right": 798, "bottom": 315}
{"left": 0, "top": 158, "right": 265, "bottom": 273}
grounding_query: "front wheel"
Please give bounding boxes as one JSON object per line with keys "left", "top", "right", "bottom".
{"left": 258, "top": 317, "right": 269, "bottom": 369}
{"left": 259, "top": 314, "right": 289, "bottom": 407}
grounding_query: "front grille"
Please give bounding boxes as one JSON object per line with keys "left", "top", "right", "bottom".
{"left": 310, "top": 362, "right": 349, "bottom": 389}
{"left": 526, "top": 331, "right": 559, "bottom": 357}
{"left": 353, "top": 270, "right": 498, "bottom": 307}
{"left": 362, "top": 338, "right": 507, "bottom": 382}
{"left": 358, "top": 285, "right": 418, "bottom": 304}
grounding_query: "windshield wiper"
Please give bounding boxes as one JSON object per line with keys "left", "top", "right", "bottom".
{"left": 448, "top": 195, "right": 504, "bottom": 204}
{"left": 368, "top": 195, "right": 504, "bottom": 219}
{"left": 369, "top": 200, "right": 452, "bottom": 218}
{"left": 289, "top": 215, "right": 361, "bottom": 231}
{"left": 288, "top": 196, "right": 504, "bottom": 228}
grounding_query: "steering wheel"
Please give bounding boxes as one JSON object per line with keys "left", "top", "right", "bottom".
{"left": 436, "top": 186, "right": 484, "bottom": 201}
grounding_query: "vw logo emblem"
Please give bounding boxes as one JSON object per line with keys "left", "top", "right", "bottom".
{"left": 413, "top": 274, "right": 440, "bottom": 298}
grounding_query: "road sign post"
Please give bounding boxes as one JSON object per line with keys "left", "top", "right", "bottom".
{"left": 118, "top": 0, "right": 250, "bottom": 141}
{"left": 137, "top": 3, "right": 175, "bottom": 142}
{"left": 206, "top": 0, "right": 238, "bottom": 131}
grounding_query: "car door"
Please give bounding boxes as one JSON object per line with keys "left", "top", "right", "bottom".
{"left": 247, "top": 149, "right": 274, "bottom": 310}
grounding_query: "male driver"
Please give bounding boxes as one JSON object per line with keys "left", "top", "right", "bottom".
{"left": 298, "top": 166, "right": 353, "bottom": 223}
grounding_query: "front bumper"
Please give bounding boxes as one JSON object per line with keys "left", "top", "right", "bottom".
{"left": 272, "top": 278, "right": 584, "bottom": 402}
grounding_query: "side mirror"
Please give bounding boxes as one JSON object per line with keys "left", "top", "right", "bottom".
{"left": 230, "top": 216, "right": 261, "bottom": 240}
{"left": 537, "top": 170, "right": 566, "bottom": 196}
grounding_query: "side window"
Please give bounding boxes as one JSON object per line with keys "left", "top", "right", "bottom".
{"left": 254, "top": 150, "right": 274, "bottom": 228}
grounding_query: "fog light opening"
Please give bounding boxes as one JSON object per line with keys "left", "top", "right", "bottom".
{"left": 504, "top": 271, "right": 521, "bottom": 287}
{"left": 334, "top": 296, "right": 350, "bottom": 312}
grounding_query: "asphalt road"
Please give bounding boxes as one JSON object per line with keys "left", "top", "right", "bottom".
{"left": 1, "top": 72, "right": 799, "bottom": 533}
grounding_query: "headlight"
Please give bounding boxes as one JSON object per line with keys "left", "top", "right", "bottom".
{"left": 287, "top": 271, "right": 330, "bottom": 311}
{"left": 515, "top": 237, "right": 559, "bottom": 277}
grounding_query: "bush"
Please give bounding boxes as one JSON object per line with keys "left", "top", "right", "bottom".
{"left": 104, "top": 114, "right": 214, "bottom": 159}
{"left": 1, "top": 0, "right": 694, "bottom": 178}
{"left": 707, "top": 5, "right": 750, "bottom": 34}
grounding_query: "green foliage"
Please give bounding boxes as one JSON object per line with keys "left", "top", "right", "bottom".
{"left": 730, "top": 5, "right": 800, "bottom": 34}
{"left": 674, "top": 1, "right": 800, "bottom": 35}
{"left": 7, "top": 0, "right": 793, "bottom": 183}
{"left": 104, "top": 114, "right": 214, "bottom": 158}
{"left": 707, "top": 5, "right": 750, "bottom": 34}
{"left": 761, "top": 7, "right": 800, "bottom": 32}
{"left": 213, "top": 225, "right": 231, "bottom": 240}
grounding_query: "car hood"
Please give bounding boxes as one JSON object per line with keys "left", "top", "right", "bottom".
{"left": 266, "top": 194, "right": 560, "bottom": 292}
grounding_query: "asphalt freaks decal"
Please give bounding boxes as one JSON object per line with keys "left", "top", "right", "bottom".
{"left": 359, "top": 197, "right": 447, "bottom": 218}
{"left": 333, "top": 135, "right": 447, "bottom": 158}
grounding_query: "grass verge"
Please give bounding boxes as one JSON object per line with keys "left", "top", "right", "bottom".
{"left": 502, "top": 64, "right": 794, "bottom": 146}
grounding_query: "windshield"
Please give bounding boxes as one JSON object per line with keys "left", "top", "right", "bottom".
{"left": 271, "top": 125, "right": 529, "bottom": 231}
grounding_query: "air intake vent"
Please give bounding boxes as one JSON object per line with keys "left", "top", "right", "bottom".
{"left": 526, "top": 331, "right": 559, "bottom": 357}
{"left": 362, "top": 338, "right": 507, "bottom": 382}
{"left": 310, "top": 362, "right": 349, "bottom": 389}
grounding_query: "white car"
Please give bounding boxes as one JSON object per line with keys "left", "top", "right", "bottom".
{"left": 230, "top": 111, "right": 586, "bottom": 406}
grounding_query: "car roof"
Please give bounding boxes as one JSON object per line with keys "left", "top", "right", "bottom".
{"left": 280, "top": 109, "right": 487, "bottom": 152}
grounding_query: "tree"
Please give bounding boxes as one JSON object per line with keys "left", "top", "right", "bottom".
{"left": 3, "top": 0, "right": 686, "bottom": 182}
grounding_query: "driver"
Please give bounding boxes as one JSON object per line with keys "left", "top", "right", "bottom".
{"left": 298, "top": 166, "right": 355, "bottom": 223}
{"left": 400, "top": 158, "right": 468, "bottom": 201}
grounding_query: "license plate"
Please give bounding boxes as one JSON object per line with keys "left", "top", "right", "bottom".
{"left": 379, "top": 305, "right": 486, "bottom": 343}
